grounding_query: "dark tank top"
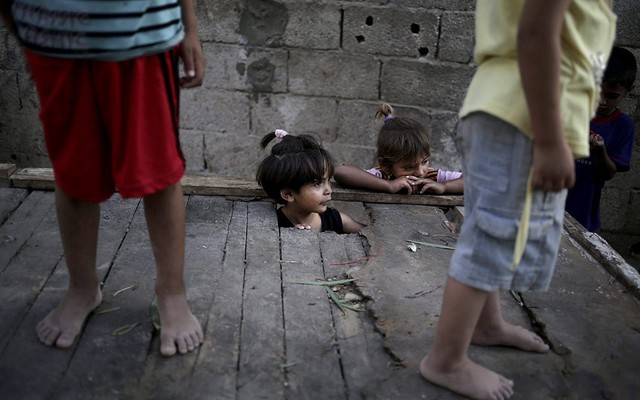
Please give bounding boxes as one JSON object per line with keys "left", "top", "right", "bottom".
{"left": 276, "top": 207, "right": 344, "bottom": 234}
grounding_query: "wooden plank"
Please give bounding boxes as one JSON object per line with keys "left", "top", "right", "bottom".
{"left": 0, "top": 163, "right": 17, "bottom": 178}
{"left": 563, "top": 212, "right": 640, "bottom": 300}
{"left": 10, "top": 168, "right": 464, "bottom": 206}
{"left": 0, "top": 190, "right": 52, "bottom": 273}
{"left": 335, "top": 188, "right": 463, "bottom": 206}
{"left": 0, "top": 196, "right": 139, "bottom": 400}
{"left": 136, "top": 196, "right": 233, "bottom": 400}
{"left": 189, "top": 200, "right": 248, "bottom": 399}
{"left": 318, "top": 233, "right": 398, "bottom": 399}
{"left": 0, "top": 187, "right": 27, "bottom": 224}
{"left": 181, "top": 174, "right": 265, "bottom": 198}
{"left": 0, "top": 192, "right": 61, "bottom": 355}
{"left": 236, "top": 201, "right": 286, "bottom": 399}
{"left": 51, "top": 198, "right": 157, "bottom": 400}
{"left": 280, "top": 228, "right": 346, "bottom": 400}
{"left": 9, "top": 167, "right": 55, "bottom": 190}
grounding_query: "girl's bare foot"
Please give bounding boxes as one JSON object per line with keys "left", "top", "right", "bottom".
{"left": 420, "top": 353, "right": 514, "bottom": 400}
{"left": 472, "top": 322, "right": 549, "bottom": 352}
{"left": 156, "top": 293, "right": 203, "bottom": 356}
{"left": 36, "top": 286, "right": 102, "bottom": 348}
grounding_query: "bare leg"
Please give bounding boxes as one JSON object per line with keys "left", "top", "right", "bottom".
{"left": 144, "top": 183, "right": 203, "bottom": 356}
{"left": 472, "top": 291, "right": 549, "bottom": 352}
{"left": 420, "top": 277, "right": 514, "bottom": 400}
{"left": 37, "top": 187, "right": 103, "bottom": 348}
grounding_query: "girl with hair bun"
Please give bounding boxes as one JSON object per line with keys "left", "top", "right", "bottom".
{"left": 334, "top": 103, "right": 463, "bottom": 195}
{"left": 256, "top": 130, "right": 365, "bottom": 233}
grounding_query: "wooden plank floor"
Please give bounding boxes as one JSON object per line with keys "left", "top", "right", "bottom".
{"left": 0, "top": 189, "right": 404, "bottom": 400}
{"left": 1, "top": 184, "right": 640, "bottom": 400}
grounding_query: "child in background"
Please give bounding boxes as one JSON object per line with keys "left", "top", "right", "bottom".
{"left": 420, "top": 0, "right": 616, "bottom": 399}
{"left": 565, "top": 46, "right": 637, "bottom": 232}
{"left": 334, "top": 103, "right": 463, "bottom": 195}
{"left": 256, "top": 130, "right": 365, "bottom": 234}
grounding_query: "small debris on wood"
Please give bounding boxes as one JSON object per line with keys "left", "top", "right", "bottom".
{"left": 112, "top": 283, "right": 138, "bottom": 297}
{"left": 112, "top": 322, "right": 140, "bottom": 336}
{"left": 405, "top": 284, "right": 442, "bottom": 298}
{"left": 406, "top": 240, "right": 455, "bottom": 250}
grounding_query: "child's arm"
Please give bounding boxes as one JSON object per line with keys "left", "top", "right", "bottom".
{"left": 340, "top": 212, "right": 366, "bottom": 234}
{"left": 589, "top": 132, "right": 617, "bottom": 180}
{"left": 518, "top": 0, "right": 575, "bottom": 192}
{"left": 178, "top": 0, "right": 205, "bottom": 88}
{"left": 417, "top": 177, "right": 464, "bottom": 195}
{"left": 334, "top": 165, "right": 414, "bottom": 194}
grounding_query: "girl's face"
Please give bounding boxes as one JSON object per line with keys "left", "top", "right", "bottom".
{"left": 386, "top": 154, "right": 430, "bottom": 179}
{"left": 287, "top": 173, "right": 333, "bottom": 214}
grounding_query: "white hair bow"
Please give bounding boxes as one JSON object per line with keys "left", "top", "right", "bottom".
{"left": 275, "top": 129, "right": 288, "bottom": 139}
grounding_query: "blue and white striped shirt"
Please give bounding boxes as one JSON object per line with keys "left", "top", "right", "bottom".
{"left": 12, "top": 0, "right": 184, "bottom": 60}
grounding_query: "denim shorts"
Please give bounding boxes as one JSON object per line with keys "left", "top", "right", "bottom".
{"left": 449, "top": 113, "right": 567, "bottom": 292}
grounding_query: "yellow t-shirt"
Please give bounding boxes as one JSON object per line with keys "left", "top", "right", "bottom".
{"left": 460, "top": 0, "right": 616, "bottom": 159}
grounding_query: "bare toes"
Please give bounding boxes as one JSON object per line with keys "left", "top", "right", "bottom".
{"left": 160, "top": 340, "right": 177, "bottom": 357}
{"left": 55, "top": 331, "right": 77, "bottom": 348}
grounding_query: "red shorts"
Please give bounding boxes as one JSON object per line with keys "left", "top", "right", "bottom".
{"left": 25, "top": 48, "right": 185, "bottom": 202}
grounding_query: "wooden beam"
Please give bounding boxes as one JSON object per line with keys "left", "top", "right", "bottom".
{"left": 9, "top": 167, "right": 464, "bottom": 206}
{"left": 563, "top": 212, "right": 640, "bottom": 300}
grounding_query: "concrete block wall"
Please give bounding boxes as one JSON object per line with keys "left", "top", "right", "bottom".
{"left": 0, "top": 0, "right": 639, "bottom": 240}
{"left": 183, "top": 0, "right": 477, "bottom": 178}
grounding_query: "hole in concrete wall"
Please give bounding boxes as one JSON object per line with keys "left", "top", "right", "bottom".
{"left": 356, "top": 35, "right": 365, "bottom": 43}
{"left": 365, "top": 16, "right": 373, "bottom": 26}
{"left": 236, "top": 62, "right": 246, "bottom": 77}
{"left": 411, "top": 23, "right": 420, "bottom": 34}
{"left": 418, "top": 47, "right": 429, "bottom": 57}
{"left": 10, "top": 154, "right": 17, "bottom": 160}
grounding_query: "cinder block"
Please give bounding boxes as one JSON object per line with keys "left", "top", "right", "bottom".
{"left": 623, "top": 47, "right": 640, "bottom": 97}
{"left": 284, "top": 3, "right": 341, "bottom": 49}
{"left": 381, "top": 59, "right": 475, "bottom": 111}
{"left": 289, "top": 51, "right": 380, "bottom": 99}
{"left": 237, "top": 0, "right": 288, "bottom": 47}
{"left": 0, "top": 109, "right": 48, "bottom": 166}
{"left": 425, "top": 111, "right": 462, "bottom": 172}
{"left": 180, "top": 88, "right": 250, "bottom": 133}
{"left": 325, "top": 142, "right": 376, "bottom": 170}
{"left": 343, "top": 6, "right": 439, "bottom": 58}
{"left": 250, "top": 94, "right": 339, "bottom": 142}
{"left": 387, "top": 0, "right": 475, "bottom": 11}
{"left": 623, "top": 190, "right": 640, "bottom": 231}
{"left": 203, "top": 43, "right": 287, "bottom": 93}
{"left": 619, "top": 97, "right": 637, "bottom": 115}
{"left": 204, "top": 132, "right": 265, "bottom": 178}
{"left": 195, "top": 0, "right": 245, "bottom": 44}
{"left": 17, "top": 72, "right": 39, "bottom": 111}
{"left": 180, "top": 129, "right": 205, "bottom": 172}
{"left": 613, "top": 1, "right": 640, "bottom": 48}
{"left": 0, "top": 71, "right": 19, "bottom": 112}
{"left": 600, "top": 186, "right": 631, "bottom": 231}
{"left": 439, "top": 12, "right": 475, "bottom": 63}
{"left": 336, "top": 100, "right": 381, "bottom": 147}
{"left": 0, "top": 31, "right": 25, "bottom": 71}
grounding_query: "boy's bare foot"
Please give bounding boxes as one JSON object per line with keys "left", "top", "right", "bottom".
{"left": 420, "top": 354, "right": 514, "bottom": 400}
{"left": 37, "top": 286, "right": 102, "bottom": 348}
{"left": 472, "top": 322, "right": 549, "bottom": 352}
{"left": 156, "top": 293, "right": 203, "bottom": 356}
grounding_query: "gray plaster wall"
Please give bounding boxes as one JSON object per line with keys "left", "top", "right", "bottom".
{"left": 0, "top": 0, "right": 639, "bottom": 239}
